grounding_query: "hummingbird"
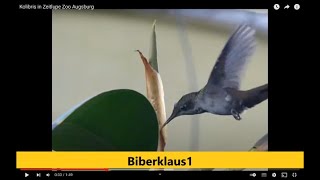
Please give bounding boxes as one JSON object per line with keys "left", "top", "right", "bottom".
{"left": 162, "top": 24, "right": 268, "bottom": 128}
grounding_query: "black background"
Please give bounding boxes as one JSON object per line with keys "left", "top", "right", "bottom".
{"left": 14, "top": 0, "right": 305, "bottom": 178}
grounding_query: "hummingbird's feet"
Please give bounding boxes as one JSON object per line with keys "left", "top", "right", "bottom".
{"left": 231, "top": 109, "right": 241, "bottom": 120}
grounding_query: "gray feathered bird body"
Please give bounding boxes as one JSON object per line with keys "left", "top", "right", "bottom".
{"left": 197, "top": 86, "right": 232, "bottom": 115}
{"left": 196, "top": 83, "right": 268, "bottom": 116}
{"left": 162, "top": 24, "right": 268, "bottom": 127}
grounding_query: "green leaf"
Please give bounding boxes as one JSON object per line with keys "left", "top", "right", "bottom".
{"left": 149, "top": 20, "right": 158, "bottom": 73}
{"left": 52, "top": 89, "right": 159, "bottom": 151}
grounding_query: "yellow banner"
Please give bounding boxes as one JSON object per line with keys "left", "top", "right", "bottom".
{"left": 16, "top": 151, "right": 304, "bottom": 169}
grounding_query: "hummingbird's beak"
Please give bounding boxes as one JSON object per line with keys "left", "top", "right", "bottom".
{"left": 161, "top": 109, "right": 178, "bottom": 129}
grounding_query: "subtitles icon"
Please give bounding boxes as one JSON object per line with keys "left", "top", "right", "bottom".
{"left": 274, "top": 4, "right": 280, "bottom": 10}
{"left": 261, "top": 173, "right": 267, "bottom": 177}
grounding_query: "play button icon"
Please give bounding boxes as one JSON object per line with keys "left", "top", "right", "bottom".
{"left": 25, "top": 173, "right": 29, "bottom": 177}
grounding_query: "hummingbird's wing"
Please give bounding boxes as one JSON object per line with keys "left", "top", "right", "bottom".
{"left": 205, "top": 24, "right": 256, "bottom": 91}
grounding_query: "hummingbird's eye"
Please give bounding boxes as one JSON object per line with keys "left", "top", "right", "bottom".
{"left": 180, "top": 105, "right": 187, "bottom": 111}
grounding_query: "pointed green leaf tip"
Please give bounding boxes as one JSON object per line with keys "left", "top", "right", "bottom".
{"left": 149, "top": 20, "right": 158, "bottom": 73}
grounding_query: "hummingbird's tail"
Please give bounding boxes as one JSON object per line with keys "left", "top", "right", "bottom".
{"left": 242, "top": 83, "right": 268, "bottom": 108}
